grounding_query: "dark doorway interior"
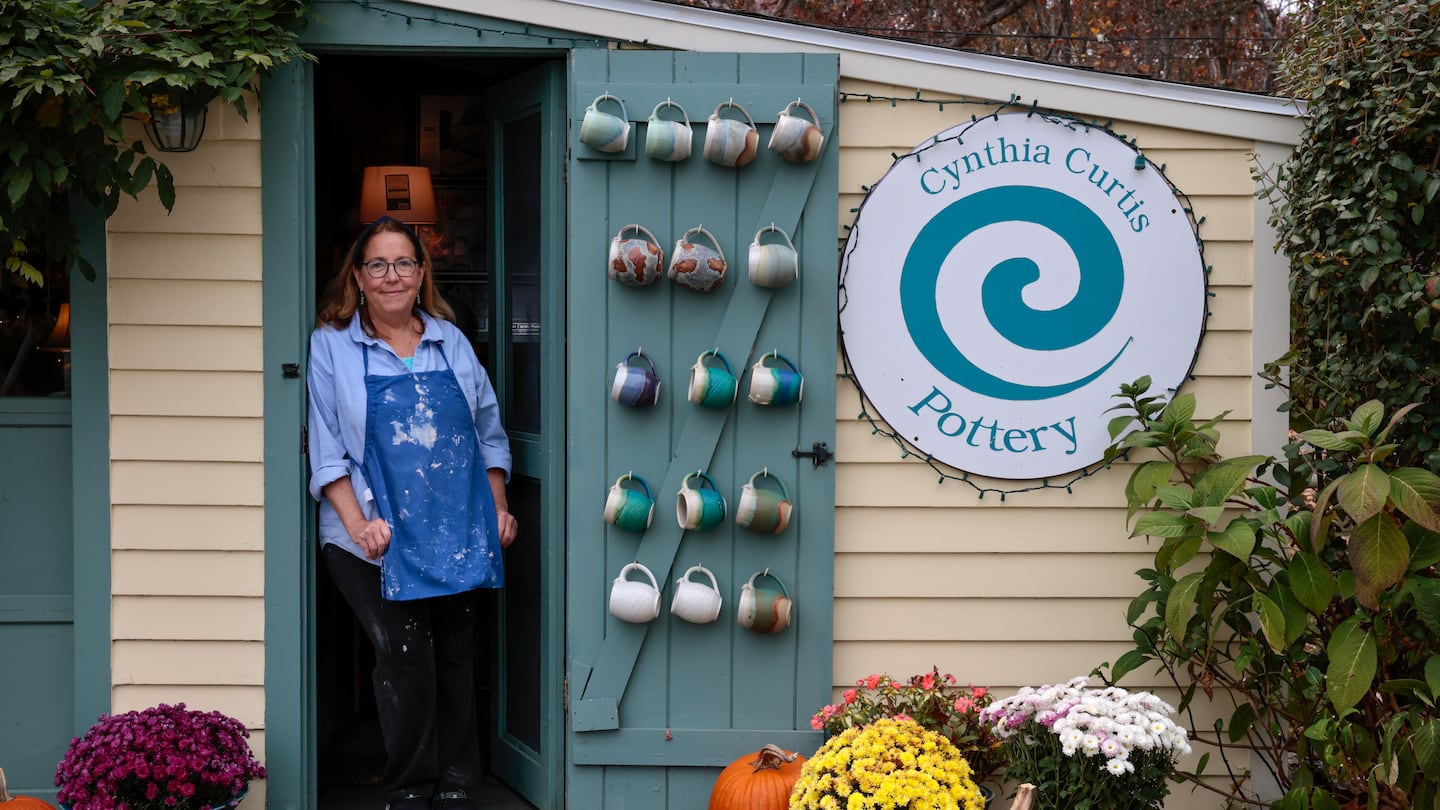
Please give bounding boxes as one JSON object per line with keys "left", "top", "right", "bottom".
{"left": 311, "top": 52, "right": 547, "bottom": 810}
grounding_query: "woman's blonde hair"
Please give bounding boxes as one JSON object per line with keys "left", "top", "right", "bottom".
{"left": 316, "top": 216, "right": 455, "bottom": 332}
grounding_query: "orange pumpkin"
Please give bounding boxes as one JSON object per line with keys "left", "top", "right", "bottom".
{"left": 708, "top": 744, "right": 807, "bottom": 810}
{"left": 0, "top": 768, "right": 58, "bottom": 810}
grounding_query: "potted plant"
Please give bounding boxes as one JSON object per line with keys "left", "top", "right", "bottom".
{"left": 54, "top": 703, "right": 265, "bottom": 810}
{"left": 979, "top": 676, "right": 1191, "bottom": 810}
{"left": 790, "top": 717, "right": 987, "bottom": 810}
{"left": 810, "top": 667, "right": 1006, "bottom": 793}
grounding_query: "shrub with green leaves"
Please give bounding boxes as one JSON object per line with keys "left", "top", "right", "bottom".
{"left": 0, "top": 0, "right": 311, "bottom": 285}
{"left": 1103, "top": 377, "right": 1440, "bottom": 810}
{"left": 1258, "top": 0, "right": 1440, "bottom": 470}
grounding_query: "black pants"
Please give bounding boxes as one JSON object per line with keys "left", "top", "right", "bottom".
{"left": 322, "top": 544, "right": 481, "bottom": 802}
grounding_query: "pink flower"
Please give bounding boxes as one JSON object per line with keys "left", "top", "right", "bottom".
{"left": 972, "top": 687, "right": 988, "bottom": 698}
{"left": 892, "top": 713, "right": 913, "bottom": 723}
{"left": 954, "top": 697, "right": 974, "bottom": 713}
{"left": 810, "top": 714, "right": 824, "bottom": 730}
{"left": 921, "top": 673, "right": 935, "bottom": 690}
{"left": 843, "top": 689, "right": 858, "bottom": 705}
{"left": 865, "top": 674, "right": 882, "bottom": 690}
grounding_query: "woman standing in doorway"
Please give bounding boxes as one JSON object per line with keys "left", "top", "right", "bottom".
{"left": 307, "top": 215, "right": 518, "bottom": 810}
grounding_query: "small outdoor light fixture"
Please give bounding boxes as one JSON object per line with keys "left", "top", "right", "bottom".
{"left": 144, "top": 90, "right": 211, "bottom": 153}
{"left": 360, "top": 166, "right": 438, "bottom": 225}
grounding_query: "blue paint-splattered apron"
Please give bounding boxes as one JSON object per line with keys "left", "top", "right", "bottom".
{"left": 361, "top": 344, "right": 503, "bottom": 601}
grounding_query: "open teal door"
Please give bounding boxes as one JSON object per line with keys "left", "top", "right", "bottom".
{"left": 564, "top": 50, "right": 839, "bottom": 808}
{"left": 485, "top": 62, "right": 566, "bottom": 810}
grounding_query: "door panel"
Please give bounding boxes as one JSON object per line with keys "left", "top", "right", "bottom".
{"left": 485, "top": 62, "right": 565, "bottom": 810}
{"left": 565, "top": 49, "right": 839, "bottom": 807}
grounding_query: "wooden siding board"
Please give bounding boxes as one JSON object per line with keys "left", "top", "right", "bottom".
{"left": 835, "top": 419, "right": 1254, "bottom": 464}
{"left": 110, "top": 325, "right": 263, "bottom": 371}
{"left": 111, "top": 416, "right": 264, "bottom": 462}
{"left": 114, "top": 596, "right": 265, "bottom": 640}
{"left": 834, "top": 598, "right": 1134, "bottom": 641}
{"left": 111, "top": 371, "right": 264, "bottom": 417}
{"left": 109, "top": 233, "right": 264, "bottom": 281}
{"left": 114, "top": 684, "right": 264, "bottom": 728}
{"left": 112, "top": 550, "right": 264, "bottom": 597}
{"left": 107, "top": 187, "right": 264, "bottom": 235}
{"left": 111, "top": 461, "right": 263, "bottom": 506}
{"left": 114, "top": 640, "right": 264, "bottom": 684}
{"left": 112, "top": 505, "right": 264, "bottom": 551}
{"left": 110, "top": 279, "right": 262, "bottom": 326}
{"left": 136, "top": 141, "right": 263, "bottom": 187}
{"left": 836, "top": 552, "right": 1155, "bottom": 597}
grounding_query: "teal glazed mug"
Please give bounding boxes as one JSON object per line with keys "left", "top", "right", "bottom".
{"left": 608, "top": 562, "right": 662, "bottom": 624}
{"left": 687, "top": 349, "right": 738, "bottom": 409}
{"left": 747, "top": 224, "right": 799, "bottom": 289}
{"left": 644, "top": 99, "right": 693, "bottom": 162}
{"left": 735, "top": 468, "right": 793, "bottom": 535}
{"left": 579, "top": 93, "right": 630, "bottom": 153}
{"left": 603, "top": 472, "right": 655, "bottom": 532}
{"left": 676, "top": 471, "right": 726, "bottom": 531}
{"left": 748, "top": 351, "right": 804, "bottom": 406}
{"left": 611, "top": 350, "right": 661, "bottom": 408}
{"left": 738, "top": 569, "right": 793, "bottom": 633}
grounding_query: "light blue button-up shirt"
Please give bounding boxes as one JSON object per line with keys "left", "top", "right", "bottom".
{"left": 307, "top": 312, "right": 512, "bottom": 563}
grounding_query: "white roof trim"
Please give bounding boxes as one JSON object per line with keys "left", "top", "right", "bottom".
{"left": 411, "top": 0, "right": 1305, "bottom": 143}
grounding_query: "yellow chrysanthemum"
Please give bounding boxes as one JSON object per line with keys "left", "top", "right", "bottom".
{"left": 790, "top": 718, "right": 984, "bottom": 810}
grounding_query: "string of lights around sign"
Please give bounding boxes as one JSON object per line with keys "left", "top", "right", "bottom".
{"left": 837, "top": 95, "right": 1213, "bottom": 500}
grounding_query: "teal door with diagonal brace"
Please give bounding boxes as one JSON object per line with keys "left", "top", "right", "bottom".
{"left": 564, "top": 49, "right": 839, "bottom": 809}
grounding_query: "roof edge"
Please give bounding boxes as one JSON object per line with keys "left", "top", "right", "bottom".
{"left": 407, "top": 0, "right": 1306, "bottom": 142}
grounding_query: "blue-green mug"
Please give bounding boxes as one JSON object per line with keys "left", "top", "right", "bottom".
{"left": 748, "top": 351, "right": 804, "bottom": 406}
{"left": 687, "top": 349, "right": 738, "bottom": 409}
{"left": 676, "top": 471, "right": 726, "bottom": 531}
{"left": 603, "top": 472, "right": 654, "bottom": 532}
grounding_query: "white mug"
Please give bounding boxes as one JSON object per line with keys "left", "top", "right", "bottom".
{"left": 608, "top": 562, "right": 662, "bottom": 624}
{"left": 671, "top": 565, "right": 723, "bottom": 624}
{"left": 768, "top": 99, "right": 824, "bottom": 162}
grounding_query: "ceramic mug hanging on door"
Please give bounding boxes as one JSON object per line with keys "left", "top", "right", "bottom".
{"left": 608, "top": 562, "right": 662, "bottom": 623}
{"left": 578, "top": 93, "right": 630, "bottom": 153}
{"left": 670, "top": 564, "right": 723, "bottom": 624}
{"left": 748, "top": 351, "right": 804, "bottom": 406}
{"left": 668, "top": 226, "right": 727, "bottom": 292}
{"left": 768, "top": 99, "right": 824, "bottom": 162}
{"left": 735, "top": 468, "right": 793, "bottom": 535}
{"left": 738, "top": 569, "right": 793, "bottom": 633}
{"left": 687, "top": 349, "right": 738, "bottom": 409}
{"left": 747, "top": 224, "right": 799, "bottom": 289}
{"left": 644, "top": 99, "right": 693, "bottom": 162}
{"left": 603, "top": 472, "right": 655, "bottom": 532}
{"left": 608, "top": 224, "right": 664, "bottom": 286}
{"left": 611, "top": 349, "right": 661, "bottom": 408}
{"left": 703, "top": 100, "right": 759, "bottom": 167}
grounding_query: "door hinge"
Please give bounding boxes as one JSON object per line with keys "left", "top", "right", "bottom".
{"left": 301, "top": 424, "right": 308, "bottom": 456}
{"left": 563, "top": 147, "right": 570, "bottom": 185}
{"left": 562, "top": 674, "right": 569, "bottom": 712}
{"left": 792, "top": 441, "right": 833, "bottom": 468}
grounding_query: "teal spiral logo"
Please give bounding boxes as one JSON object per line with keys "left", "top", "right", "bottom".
{"left": 900, "top": 185, "right": 1131, "bottom": 401}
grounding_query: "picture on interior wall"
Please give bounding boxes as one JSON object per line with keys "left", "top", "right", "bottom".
{"left": 419, "top": 184, "right": 485, "bottom": 274}
{"left": 418, "top": 95, "right": 487, "bottom": 178}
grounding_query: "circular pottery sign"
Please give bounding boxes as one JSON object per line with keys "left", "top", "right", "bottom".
{"left": 840, "top": 113, "right": 1206, "bottom": 479}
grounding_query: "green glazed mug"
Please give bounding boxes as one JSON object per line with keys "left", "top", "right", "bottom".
{"left": 735, "top": 468, "right": 792, "bottom": 535}
{"left": 676, "top": 471, "right": 726, "bottom": 531}
{"left": 603, "top": 472, "right": 654, "bottom": 532}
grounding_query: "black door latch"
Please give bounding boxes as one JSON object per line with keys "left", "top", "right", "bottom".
{"left": 792, "top": 442, "right": 833, "bottom": 468}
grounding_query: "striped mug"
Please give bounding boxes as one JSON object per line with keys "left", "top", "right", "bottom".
{"left": 748, "top": 351, "right": 803, "bottom": 406}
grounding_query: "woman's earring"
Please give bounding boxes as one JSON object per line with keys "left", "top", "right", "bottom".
{"left": 359, "top": 290, "right": 366, "bottom": 307}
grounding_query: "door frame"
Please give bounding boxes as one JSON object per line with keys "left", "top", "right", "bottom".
{"left": 261, "top": 14, "right": 580, "bottom": 807}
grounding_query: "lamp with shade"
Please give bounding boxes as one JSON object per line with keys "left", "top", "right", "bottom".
{"left": 40, "top": 302, "right": 71, "bottom": 396}
{"left": 360, "top": 166, "right": 438, "bottom": 225}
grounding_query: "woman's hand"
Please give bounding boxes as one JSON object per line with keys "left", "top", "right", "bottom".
{"left": 349, "top": 517, "right": 393, "bottom": 560}
{"left": 495, "top": 508, "right": 518, "bottom": 548}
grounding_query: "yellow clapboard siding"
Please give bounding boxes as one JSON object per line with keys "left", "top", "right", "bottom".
{"left": 111, "top": 370, "right": 263, "bottom": 417}
{"left": 110, "top": 325, "right": 262, "bottom": 371}
{"left": 111, "top": 279, "right": 262, "bottom": 326}
{"left": 834, "top": 640, "right": 1141, "bottom": 688}
{"left": 112, "top": 416, "right": 263, "bottom": 462}
{"left": 114, "top": 596, "right": 265, "bottom": 640}
{"left": 113, "top": 550, "right": 263, "bottom": 596}
{"left": 835, "top": 505, "right": 1142, "bottom": 553}
{"left": 113, "top": 504, "right": 263, "bottom": 550}
{"left": 107, "top": 186, "right": 263, "bottom": 235}
{"left": 114, "top": 685, "right": 264, "bottom": 729}
{"left": 1205, "top": 286, "right": 1252, "bottom": 330}
{"left": 114, "top": 640, "right": 264, "bottom": 685}
{"left": 1190, "top": 195, "right": 1254, "bottom": 241}
{"left": 835, "top": 598, "right": 1134, "bottom": 641}
{"left": 209, "top": 92, "right": 261, "bottom": 141}
{"left": 837, "top": 461, "right": 1131, "bottom": 508}
{"left": 836, "top": 552, "right": 1154, "bottom": 597}
{"left": 112, "top": 461, "right": 263, "bottom": 506}
{"left": 146, "top": 141, "right": 263, "bottom": 187}
{"left": 109, "top": 233, "right": 263, "bottom": 281}
{"left": 1191, "top": 330, "right": 1250, "bottom": 376}
{"left": 1204, "top": 240, "right": 1254, "bottom": 286}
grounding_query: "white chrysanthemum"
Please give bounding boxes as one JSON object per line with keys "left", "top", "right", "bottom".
{"left": 1100, "top": 737, "right": 1125, "bottom": 758}
{"left": 1062, "top": 741, "right": 1079, "bottom": 757}
{"left": 1062, "top": 728, "right": 1085, "bottom": 747}
{"left": 1081, "top": 734, "right": 1102, "bottom": 754}
{"left": 1107, "top": 758, "right": 1136, "bottom": 776}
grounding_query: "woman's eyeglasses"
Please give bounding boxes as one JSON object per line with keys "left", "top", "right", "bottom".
{"left": 362, "top": 258, "right": 420, "bottom": 278}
